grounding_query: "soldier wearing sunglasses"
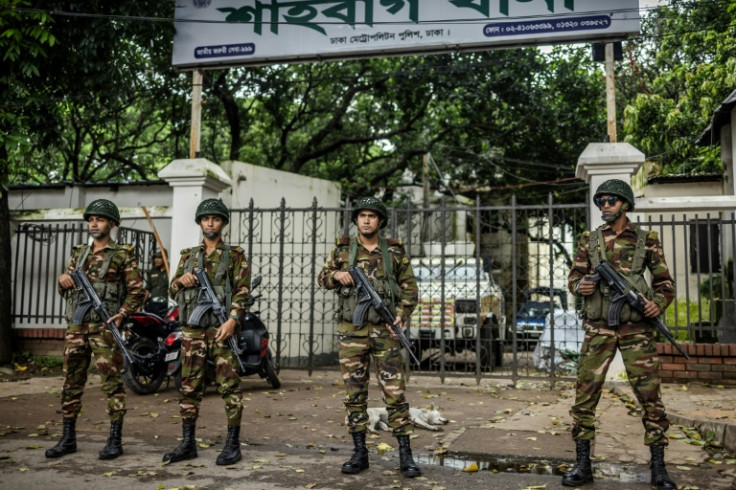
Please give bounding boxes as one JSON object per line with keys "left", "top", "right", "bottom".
{"left": 564, "top": 179, "right": 677, "bottom": 490}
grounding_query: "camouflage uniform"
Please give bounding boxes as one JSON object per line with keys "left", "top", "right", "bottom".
{"left": 146, "top": 266, "right": 169, "bottom": 299}
{"left": 568, "top": 219, "right": 675, "bottom": 446}
{"left": 59, "top": 241, "right": 145, "bottom": 422}
{"left": 169, "top": 240, "right": 250, "bottom": 425}
{"left": 318, "top": 236, "right": 419, "bottom": 435}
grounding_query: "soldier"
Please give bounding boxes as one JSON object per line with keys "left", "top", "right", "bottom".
{"left": 318, "top": 197, "right": 421, "bottom": 478}
{"left": 162, "top": 198, "right": 250, "bottom": 466}
{"left": 564, "top": 179, "right": 676, "bottom": 489}
{"left": 144, "top": 248, "right": 169, "bottom": 317}
{"left": 46, "top": 199, "right": 145, "bottom": 460}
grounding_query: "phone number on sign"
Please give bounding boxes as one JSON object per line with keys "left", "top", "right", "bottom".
{"left": 484, "top": 15, "right": 612, "bottom": 37}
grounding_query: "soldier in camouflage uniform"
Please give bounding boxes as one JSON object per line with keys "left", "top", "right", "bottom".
{"left": 144, "top": 248, "right": 169, "bottom": 317}
{"left": 162, "top": 198, "right": 250, "bottom": 466}
{"left": 46, "top": 199, "right": 145, "bottom": 460}
{"left": 564, "top": 179, "right": 676, "bottom": 490}
{"left": 318, "top": 197, "right": 421, "bottom": 478}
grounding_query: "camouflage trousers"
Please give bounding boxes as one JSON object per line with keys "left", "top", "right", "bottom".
{"left": 338, "top": 322, "right": 412, "bottom": 436}
{"left": 179, "top": 325, "right": 243, "bottom": 426}
{"left": 571, "top": 329, "right": 669, "bottom": 446}
{"left": 60, "top": 329, "right": 126, "bottom": 422}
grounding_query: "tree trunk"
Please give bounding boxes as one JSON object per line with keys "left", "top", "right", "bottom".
{"left": 0, "top": 183, "right": 13, "bottom": 364}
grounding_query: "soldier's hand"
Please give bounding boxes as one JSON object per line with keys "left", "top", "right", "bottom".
{"left": 385, "top": 316, "right": 402, "bottom": 339}
{"left": 640, "top": 294, "right": 662, "bottom": 318}
{"left": 178, "top": 272, "right": 198, "bottom": 288}
{"left": 107, "top": 313, "right": 125, "bottom": 328}
{"left": 216, "top": 318, "right": 237, "bottom": 342}
{"left": 58, "top": 273, "right": 75, "bottom": 289}
{"left": 577, "top": 276, "right": 596, "bottom": 296}
{"left": 334, "top": 271, "right": 354, "bottom": 286}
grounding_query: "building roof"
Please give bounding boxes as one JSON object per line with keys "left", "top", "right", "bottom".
{"left": 697, "top": 88, "right": 736, "bottom": 146}
{"left": 647, "top": 173, "right": 722, "bottom": 184}
{"left": 9, "top": 180, "right": 167, "bottom": 190}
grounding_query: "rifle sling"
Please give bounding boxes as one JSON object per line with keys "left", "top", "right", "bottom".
{"left": 348, "top": 236, "right": 395, "bottom": 310}
{"left": 191, "top": 245, "right": 232, "bottom": 310}
{"left": 77, "top": 242, "right": 117, "bottom": 282}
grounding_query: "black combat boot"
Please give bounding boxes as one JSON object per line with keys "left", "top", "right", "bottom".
{"left": 98, "top": 420, "right": 124, "bottom": 460}
{"left": 341, "top": 432, "right": 369, "bottom": 474}
{"left": 162, "top": 423, "right": 198, "bottom": 463}
{"left": 396, "top": 434, "right": 421, "bottom": 478}
{"left": 45, "top": 418, "right": 77, "bottom": 458}
{"left": 216, "top": 425, "right": 242, "bottom": 466}
{"left": 562, "top": 439, "right": 594, "bottom": 486}
{"left": 650, "top": 445, "right": 677, "bottom": 489}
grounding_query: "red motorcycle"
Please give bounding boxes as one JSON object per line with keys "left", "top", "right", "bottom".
{"left": 121, "top": 303, "right": 181, "bottom": 395}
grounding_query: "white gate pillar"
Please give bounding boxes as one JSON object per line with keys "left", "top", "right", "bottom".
{"left": 575, "top": 143, "right": 645, "bottom": 383}
{"left": 576, "top": 142, "right": 645, "bottom": 230}
{"left": 158, "top": 158, "right": 232, "bottom": 272}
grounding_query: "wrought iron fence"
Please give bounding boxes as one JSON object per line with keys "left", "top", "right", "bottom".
{"left": 12, "top": 223, "right": 155, "bottom": 327}
{"left": 11, "top": 200, "right": 736, "bottom": 385}
{"left": 225, "top": 196, "right": 589, "bottom": 383}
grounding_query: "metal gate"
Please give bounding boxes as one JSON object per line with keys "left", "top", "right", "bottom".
{"left": 12, "top": 223, "right": 155, "bottom": 327}
{"left": 13, "top": 201, "right": 734, "bottom": 384}
{"left": 228, "top": 196, "right": 589, "bottom": 383}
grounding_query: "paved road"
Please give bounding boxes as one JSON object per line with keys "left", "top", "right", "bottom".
{"left": 0, "top": 370, "right": 733, "bottom": 489}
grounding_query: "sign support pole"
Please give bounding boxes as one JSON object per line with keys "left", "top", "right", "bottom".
{"left": 605, "top": 43, "right": 617, "bottom": 142}
{"left": 190, "top": 69, "right": 203, "bottom": 158}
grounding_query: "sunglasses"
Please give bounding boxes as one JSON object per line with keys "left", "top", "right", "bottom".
{"left": 594, "top": 196, "right": 619, "bottom": 207}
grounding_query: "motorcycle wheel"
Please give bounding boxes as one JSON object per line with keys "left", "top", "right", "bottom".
{"left": 264, "top": 351, "right": 281, "bottom": 389}
{"left": 122, "top": 337, "right": 165, "bottom": 395}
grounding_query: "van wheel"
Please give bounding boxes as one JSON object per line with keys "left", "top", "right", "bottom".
{"left": 479, "top": 319, "right": 501, "bottom": 370}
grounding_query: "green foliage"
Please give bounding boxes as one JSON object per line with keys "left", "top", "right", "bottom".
{"left": 2, "top": 2, "right": 190, "bottom": 184}
{"left": 665, "top": 297, "right": 711, "bottom": 341}
{"left": 198, "top": 46, "right": 602, "bottom": 204}
{"left": 3, "top": 0, "right": 733, "bottom": 203}
{"left": 621, "top": 0, "right": 736, "bottom": 174}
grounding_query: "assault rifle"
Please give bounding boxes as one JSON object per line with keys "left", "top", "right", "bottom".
{"left": 70, "top": 269, "right": 144, "bottom": 366}
{"left": 347, "top": 266, "right": 421, "bottom": 366}
{"left": 590, "top": 261, "right": 690, "bottom": 359}
{"left": 189, "top": 268, "right": 246, "bottom": 373}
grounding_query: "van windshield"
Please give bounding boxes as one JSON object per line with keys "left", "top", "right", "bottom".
{"left": 445, "top": 264, "right": 484, "bottom": 281}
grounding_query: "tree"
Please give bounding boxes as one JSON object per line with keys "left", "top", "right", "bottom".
{"left": 0, "top": 0, "right": 57, "bottom": 363}
{"left": 4, "top": 1, "right": 190, "bottom": 185}
{"left": 194, "top": 47, "right": 604, "bottom": 205}
{"left": 621, "top": 0, "right": 736, "bottom": 174}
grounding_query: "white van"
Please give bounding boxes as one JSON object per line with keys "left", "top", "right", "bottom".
{"left": 407, "top": 257, "right": 506, "bottom": 368}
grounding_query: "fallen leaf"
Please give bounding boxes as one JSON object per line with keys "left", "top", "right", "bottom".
{"left": 462, "top": 463, "right": 479, "bottom": 472}
{"left": 376, "top": 442, "right": 394, "bottom": 454}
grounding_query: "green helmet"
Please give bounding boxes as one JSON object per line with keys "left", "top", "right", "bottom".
{"left": 594, "top": 179, "right": 635, "bottom": 210}
{"left": 83, "top": 199, "right": 120, "bottom": 225}
{"left": 195, "top": 198, "right": 229, "bottom": 224}
{"left": 352, "top": 196, "right": 388, "bottom": 229}
{"left": 153, "top": 248, "right": 167, "bottom": 259}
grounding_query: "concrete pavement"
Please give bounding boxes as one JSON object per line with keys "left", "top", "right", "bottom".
{"left": 0, "top": 369, "right": 734, "bottom": 489}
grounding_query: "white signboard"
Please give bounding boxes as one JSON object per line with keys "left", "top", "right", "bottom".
{"left": 173, "top": 0, "right": 640, "bottom": 69}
